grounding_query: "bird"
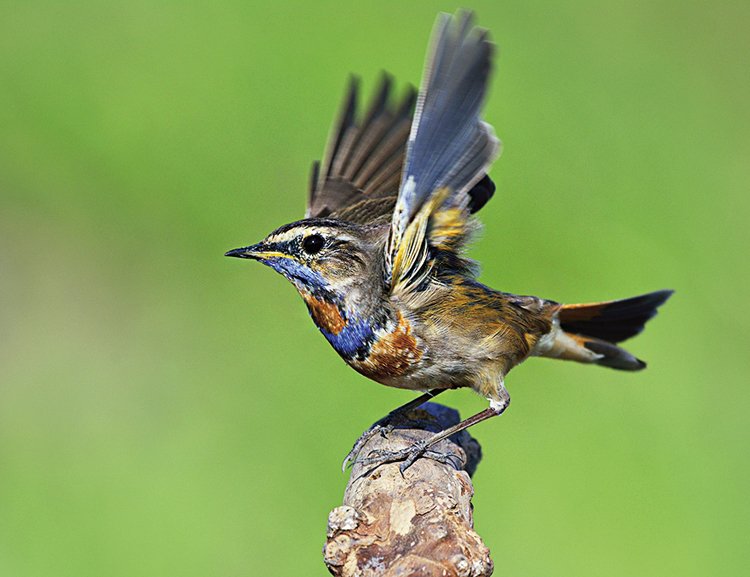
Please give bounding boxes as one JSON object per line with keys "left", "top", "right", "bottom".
{"left": 225, "top": 11, "right": 673, "bottom": 472}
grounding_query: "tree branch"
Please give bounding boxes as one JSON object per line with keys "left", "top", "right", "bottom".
{"left": 323, "top": 403, "right": 493, "bottom": 576}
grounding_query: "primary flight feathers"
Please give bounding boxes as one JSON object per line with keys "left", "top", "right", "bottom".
{"left": 307, "top": 74, "right": 417, "bottom": 223}
{"left": 394, "top": 11, "right": 499, "bottom": 229}
{"left": 307, "top": 11, "right": 499, "bottom": 237}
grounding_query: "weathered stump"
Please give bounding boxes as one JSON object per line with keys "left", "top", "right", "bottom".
{"left": 324, "top": 403, "right": 493, "bottom": 576}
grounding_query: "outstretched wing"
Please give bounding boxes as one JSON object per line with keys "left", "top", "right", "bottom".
{"left": 388, "top": 11, "right": 501, "bottom": 295}
{"left": 306, "top": 75, "right": 417, "bottom": 224}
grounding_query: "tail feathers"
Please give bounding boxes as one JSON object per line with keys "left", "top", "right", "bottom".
{"left": 539, "top": 290, "right": 674, "bottom": 371}
{"left": 559, "top": 289, "right": 673, "bottom": 344}
{"left": 539, "top": 330, "right": 646, "bottom": 371}
{"left": 579, "top": 335, "right": 646, "bottom": 371}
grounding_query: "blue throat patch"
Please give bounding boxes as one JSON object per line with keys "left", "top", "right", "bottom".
{"left": 261, "top": 255, "right": 381, "bottom": 360}
{"left": 263, "top": 256, "right": 327, "bottom": 290}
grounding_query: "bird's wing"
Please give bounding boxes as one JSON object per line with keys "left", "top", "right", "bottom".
{"left": 387, "top": 11, "right": 500, "bottom": 296}
{"left": 306, "top": 75, "right": 417, "bottom": 224}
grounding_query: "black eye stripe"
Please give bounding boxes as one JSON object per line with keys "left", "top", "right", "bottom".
{"left": 302, "top": 234, "right": 325, "bottom": 254}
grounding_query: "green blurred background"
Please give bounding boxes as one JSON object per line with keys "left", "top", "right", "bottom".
{"left": 1, "top": 1, "right": 747, "bottom": 575}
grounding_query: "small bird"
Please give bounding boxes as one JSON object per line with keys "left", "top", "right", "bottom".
{"left": 226, "top": 11, "right": 672, "bottom": 472}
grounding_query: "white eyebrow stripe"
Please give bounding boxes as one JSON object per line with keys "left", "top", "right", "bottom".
{"left": 267, "top": 227, "right": 358, "bottom": 244}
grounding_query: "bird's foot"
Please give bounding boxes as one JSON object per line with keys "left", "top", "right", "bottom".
{"left": 341, "top": 423, "right": 394, "bottom": 471}
{"left": 357, "top": 440, "right": 462, "bottom": 475}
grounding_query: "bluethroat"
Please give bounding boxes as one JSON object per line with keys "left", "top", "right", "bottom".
{"left": 226, "top": 11, "right": 673, "bottom": 472}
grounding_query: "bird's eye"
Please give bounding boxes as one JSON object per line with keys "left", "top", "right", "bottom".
{"left": 301, "top": 234, "right": 325, "bottom": 255}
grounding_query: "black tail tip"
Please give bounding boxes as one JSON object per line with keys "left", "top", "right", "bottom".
{"left": 651, "top": 289, "right": 675, "bottom": 306}
{"left": 584, "top": 339, "right": 648, "bottom": 371}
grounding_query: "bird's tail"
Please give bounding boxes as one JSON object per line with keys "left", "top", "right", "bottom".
{"left": 538, "top": 290, "right": 673, "bottom": 370}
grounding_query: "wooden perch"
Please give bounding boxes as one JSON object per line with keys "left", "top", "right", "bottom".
{"left": 323, "top": 403, "right": 494, "bottom": 577}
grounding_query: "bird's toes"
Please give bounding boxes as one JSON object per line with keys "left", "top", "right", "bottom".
{"left": 398, "top": 441, "right": 429, "bottom": 474}
{"left": 341, "top": 424, "right": 392, "bottom": 472}
{"left": 354, "top": 440, "right": 430, "bottom": 474}
{"left": 356, "top": 447, "right": 409, "bottom": 468}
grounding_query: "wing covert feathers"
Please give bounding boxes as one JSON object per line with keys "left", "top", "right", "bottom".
{"left": 390, "top": 188, "right": 449, "bottom": 297}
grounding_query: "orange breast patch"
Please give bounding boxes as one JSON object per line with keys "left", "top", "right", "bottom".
{"left": 303, "top": 294, "right": 347, "bottom": 335}
{"left": 352, "top": 313, "right": 422, "bottom": 381}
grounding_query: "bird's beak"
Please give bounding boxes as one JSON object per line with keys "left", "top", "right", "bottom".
{"left": 224, "top": 243, "right": 287, "bottom": 260}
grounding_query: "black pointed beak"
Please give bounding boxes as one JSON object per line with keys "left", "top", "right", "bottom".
{"left": 224, "top": 244, "right": 263, "bottom": 259}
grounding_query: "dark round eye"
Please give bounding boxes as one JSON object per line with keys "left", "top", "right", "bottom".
{"left": 301, "top": 234, "right": 325, "bottom": 255}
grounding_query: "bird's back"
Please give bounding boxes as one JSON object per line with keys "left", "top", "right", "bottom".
{"left": 352, "top": 274, "right": 558, "bottom": 395}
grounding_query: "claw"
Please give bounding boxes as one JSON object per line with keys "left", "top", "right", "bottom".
{"left": 342, "top": 446, "right": 361, "bottom": 472}
{"left": 342, "top": 424, "right": 394, "bottom": 472}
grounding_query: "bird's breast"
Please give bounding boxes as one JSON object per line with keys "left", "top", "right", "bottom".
{"left": 301, "top": 291, "right": 424, "bottom": 385}
{"left": 349, "top": 312, "right": 423, "bottom": 383}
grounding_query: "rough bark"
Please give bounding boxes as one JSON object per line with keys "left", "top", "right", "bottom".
{"left": 323, "top": 403, "right": 493, "bottom": 577}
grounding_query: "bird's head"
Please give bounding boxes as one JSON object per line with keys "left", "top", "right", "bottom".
{"left": 225, "top": 219, "right": 383, "bottom": 301}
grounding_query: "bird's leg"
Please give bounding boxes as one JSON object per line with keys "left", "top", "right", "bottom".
{"left": 358, "top": 384, "right": 510, "bottom": 474}
{"left": 342, "top": 388, "right": 446, "bottom": 471}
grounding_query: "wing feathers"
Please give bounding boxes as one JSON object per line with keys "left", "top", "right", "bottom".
{"left": 307, "top": 75, "right": 417, "bottom": 220}
{"left": 405, "top": 14, "right": 497, "bottom": 210}
{"left": 322, "top": 77, "right": 359, "bottom": 185}
{"left": 387, "top": 11, "right": 500, "bottom": 293}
